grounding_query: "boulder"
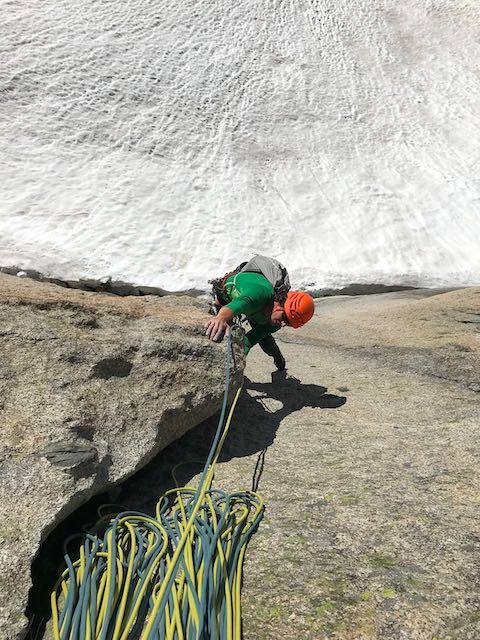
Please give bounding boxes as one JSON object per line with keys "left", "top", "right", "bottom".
{"left": 0, "top": 273, "right": 244, "bottom": 639}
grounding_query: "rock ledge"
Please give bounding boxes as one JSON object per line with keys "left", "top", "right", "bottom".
{"left": 0, "top": 273, "right": 244, "bottom": 639}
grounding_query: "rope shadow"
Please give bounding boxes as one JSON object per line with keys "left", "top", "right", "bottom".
{"left": 231, "top": 371, "right": 347, "bottom": 491}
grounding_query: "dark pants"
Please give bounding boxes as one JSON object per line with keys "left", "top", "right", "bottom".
{"left": 258, "top": 334, "right": 286, "bottom": 371}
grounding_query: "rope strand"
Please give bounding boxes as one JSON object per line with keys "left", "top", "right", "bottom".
{"left": 50, "top": 331, "right": 263, "bottom": 640}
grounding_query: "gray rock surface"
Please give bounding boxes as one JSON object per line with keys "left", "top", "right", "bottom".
{"left": 112, "top": 287, "right": 479, "bottom": 640}
{"left": 0, "top": 273, "right": 243, "bottom": 639}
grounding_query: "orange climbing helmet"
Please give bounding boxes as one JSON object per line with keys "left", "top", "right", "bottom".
{"left": 284, "top": 291, "right": 315, "bottom": 328}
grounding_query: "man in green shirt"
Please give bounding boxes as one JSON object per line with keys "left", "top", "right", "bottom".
{"left": 205, "top": 269, "right": 314, "bottom": 370}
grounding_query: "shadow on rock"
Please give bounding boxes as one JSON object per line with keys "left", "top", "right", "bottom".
{"left": 214, "top": 371, "right": 347, "bottom": 459}
{"left": 26, "top": 372, "right": 347, "bottom": 636}
{"left": 118, "top": 372, "right": 347, "bottom": 512}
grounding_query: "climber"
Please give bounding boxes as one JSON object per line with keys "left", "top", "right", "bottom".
{"left": 205, "top": 256, "right": 315, "bottom": 371}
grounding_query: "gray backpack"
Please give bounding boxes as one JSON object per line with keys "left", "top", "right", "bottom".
{"left": 241, "top": 255, "right": 291, "bottom": 304}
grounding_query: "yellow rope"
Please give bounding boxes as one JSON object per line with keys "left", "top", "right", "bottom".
{"left": 50, "top": 372, "right": 264, "bottom": 639}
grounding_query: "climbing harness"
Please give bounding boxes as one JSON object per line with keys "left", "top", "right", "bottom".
{"left": 50, "top": 331, "right": 264, "bottom": 639}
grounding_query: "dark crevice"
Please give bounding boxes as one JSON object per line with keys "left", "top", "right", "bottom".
{"left": 25, "top": 492, "right": 117, "bottom": 639}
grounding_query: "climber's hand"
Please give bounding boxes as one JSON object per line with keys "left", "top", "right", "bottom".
{"left": 205, "top": 316, "right": 228, "bottom": 343}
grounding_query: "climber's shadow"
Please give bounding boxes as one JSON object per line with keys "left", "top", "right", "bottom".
{"left": 216, "top": 371, "right": 347, "bottom": 461}
{"left": 118, "top": 372, "right": 347, "bottom": 512}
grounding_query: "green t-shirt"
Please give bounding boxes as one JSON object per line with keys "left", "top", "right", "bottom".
{"left": 223, "top": 272, "right": 280, "bottom": 353}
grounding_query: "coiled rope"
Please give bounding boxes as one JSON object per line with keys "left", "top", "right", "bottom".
{"left": 50, "top": 330, "right": 264, "bottom": 639}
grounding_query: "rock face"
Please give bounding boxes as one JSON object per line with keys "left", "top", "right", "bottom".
{"left": 0, "top": 273, "right": 244, "bottom": 639}
{"left": 109, "top": 287, "right": 480, "bottom": 639}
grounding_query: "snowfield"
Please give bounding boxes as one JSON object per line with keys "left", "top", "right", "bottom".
{"left": 1, "top": 0, "right": 479, "bottom": 292}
